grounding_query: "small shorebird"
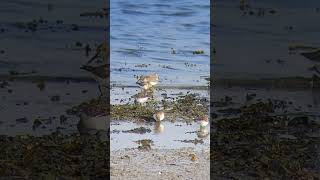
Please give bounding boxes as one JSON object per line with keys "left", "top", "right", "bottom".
{"left": 153, "top": 110, "right": 165, "bottom": 122}
{"left": 80, "top": 64, "right": 108, "bottom": 97}
{"left": 142, "top": 83, "right": 153, "bottom": 90}
{"left": 135, "top": 95, "right": 149, "bottom": 104}
{"left": 137, "top": 74, "right": 160, "bottom": 87}
{"left": 132, "top": 90, "right": 152, "bottom": 104}
{"left": 195, "top": 115, "right": 209, "bottom": 128}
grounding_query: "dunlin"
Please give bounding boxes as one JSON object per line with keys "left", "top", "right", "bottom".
{"left": 153, "top": 110, "right": 165, "bottom": 122}
{"left": 137, "top": 74, "right": 159, "bottom": 86}
{"left": 196, "top": 115, "right": 209, "bottom": 128}
{"left": 142, "top": 83, "right": 153, "bottom": 90}
{"left": 133, "top": 90, "right": 150, "bottom": 104}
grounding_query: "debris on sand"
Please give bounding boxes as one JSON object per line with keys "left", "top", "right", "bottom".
{"left": 135, "top": 139, "right": 153, "bottom": 151}
{"left": 193, "top": 50, "right": 204, "bottom": 55}
{"left": 189, "top": 153, "right": 198, "bottom": 162}
{"left": 175, "top": 138, "right": 204, "bottom": 145}
{"left": 122, "top": 127, "right": 151, "bottom": 134}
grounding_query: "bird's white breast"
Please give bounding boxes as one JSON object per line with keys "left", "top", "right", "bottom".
{"left": 136, "top": 97, "right": 149, "bottom": 103}
{"left": 200, "top": 120, "right": 208, "bottom": 127}
{"left": 150, "top": 81, "right": 158, "bottom": 86}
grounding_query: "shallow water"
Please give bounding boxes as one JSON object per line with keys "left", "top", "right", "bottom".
{"left": 0, "top": 81, "right": 99, "bottom": 136}
{"left": 214, "top": 0, "right": 320, "bottom": 79}
{"left": 110, "top": 0, "right": 210, "bottom": 86}
{"left": 0, "top": 0, "right": 105, "bottom": 77}
{"left": 111, "top": 121, "right": 210, "bottom": 151}
{"left": 0, "top": 0, "right": 106, "bottom": 136}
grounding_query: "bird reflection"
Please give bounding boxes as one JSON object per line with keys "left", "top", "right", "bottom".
{"left": 154, "top": 121, "right": 164, "bottom": 134}
{"left": 197, "top": 126, "right": 209, "bottom": 139}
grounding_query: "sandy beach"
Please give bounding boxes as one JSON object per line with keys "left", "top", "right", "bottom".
{"left": 111, "top": 147, "right": 210, "bottom": 180}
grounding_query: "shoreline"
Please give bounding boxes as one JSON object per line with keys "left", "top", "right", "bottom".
{"left": 1, "top": 75, "right": 320, "bottom": 90}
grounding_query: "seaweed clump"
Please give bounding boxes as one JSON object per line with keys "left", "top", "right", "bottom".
{"left": 0, "top": 132, "right": 109, "bottom": 179}
{"left": 111, "top": 103, "right": 154, "bottom": 121}
{"left": 168, "top": 94, "right": 208, "bottom": 119}
{"left": 135, "top": 139, "right": 153, "bottom": 151}
{"left": 110, "top": 93, "right": 209, "bottom": 121}
{"left": 211, "top": 102, "right": 320, "bottom": 179}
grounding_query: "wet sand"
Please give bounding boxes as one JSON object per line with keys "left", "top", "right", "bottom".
{"left": 110, "top": 147, "right": 210, "bottom": 180}
{"left": 110, "top": 86, "right": 210, "bottom": 179}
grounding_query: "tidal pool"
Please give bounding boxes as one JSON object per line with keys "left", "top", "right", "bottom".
{"left": 111, "top": 120, "right": 210, "bottom": 151}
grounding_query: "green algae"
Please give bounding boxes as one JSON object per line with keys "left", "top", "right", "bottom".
{"left": 110, "top": 93, "right": 209, "bottom": 121}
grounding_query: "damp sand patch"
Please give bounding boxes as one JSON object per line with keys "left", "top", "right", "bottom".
{"left": 110, "top": 147, "right": 210, "bottom": 180}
